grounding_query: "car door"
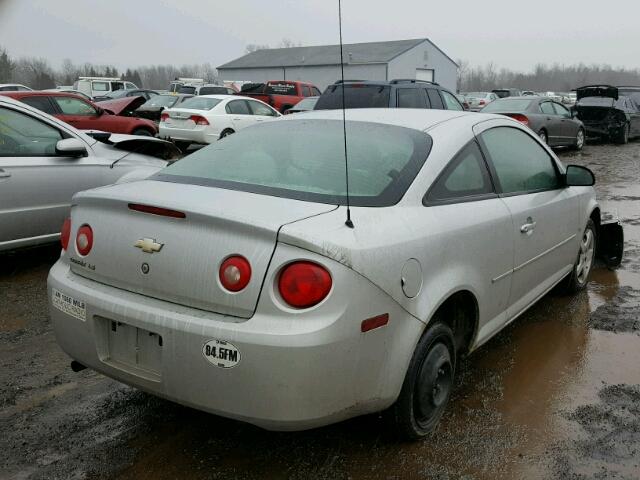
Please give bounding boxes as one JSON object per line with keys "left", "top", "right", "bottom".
{"left": 539, "top": 101, "right": 563, "bottom": 145}
{"left": 552, "top": 101, "right": 578, "bottom": 144}
{"left": 246, "top": 99, "right": 280, "bottom": 123}
{"left": 225, "top": 99, "right": 254, "bottom": 131}
{"left": 0, "top": 104, "right": 108, "bottom": 247}
{"left": 477, "top": 125, "right": 579, "bottom": 321}
{"left": 51, "top": 96, "right": 104, "bottom": 130}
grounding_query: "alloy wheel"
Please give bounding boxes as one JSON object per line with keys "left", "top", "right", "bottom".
{"left": 576, "top": 228, "right": 595, "bottom": 285}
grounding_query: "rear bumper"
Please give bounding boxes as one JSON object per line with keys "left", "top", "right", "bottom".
{"left": 158, "top": 125, "right": 219, "bottom": 144}
{"left": 48, "top": 248, "right": 422, "bottom": 431}
{"left": 583, "top": 122, "right": 623, "bottom": 138}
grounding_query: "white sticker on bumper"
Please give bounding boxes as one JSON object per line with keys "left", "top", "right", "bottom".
{"left": 52, "top": 288, "right": 86, "bottom": 322}
{"left": 202, "top": 339, "right": 241, "bottom": 368}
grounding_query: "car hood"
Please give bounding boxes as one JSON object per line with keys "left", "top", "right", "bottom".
{"left": 97, "top": 96, "right": 147, "bottom": 115}
{"left": 86, "top": 131, "right": 181, "bottom": 161}
{"left": 576, "top": 86, "right": 618, "bottom": 101}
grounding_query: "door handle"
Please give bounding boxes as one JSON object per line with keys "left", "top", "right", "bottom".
{"left": 520, "top": 220, "right": 537, "bottom": 234}
{"left": 0, "top": 169, "right": 11, "bottom": 179}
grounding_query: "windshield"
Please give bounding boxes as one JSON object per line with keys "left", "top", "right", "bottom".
{"left": 178, "top": 86, "right": 197, "bottom": 94}
{"left": 154, "top": 120, "right": 432, "bottom": 207}
{"left": 315, "top": 84, "right": 391, "bottom": 110}
{"left": 141, "top": 95, "right": 178, "bottom": 108}
{"left": 482, "top": 98, "right": 533, "bottom": 112}
{"left": 177, "top": 97, "right": 221, "bottom": 110}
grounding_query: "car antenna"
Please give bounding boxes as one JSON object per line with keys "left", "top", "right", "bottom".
{"left": 338, "top": 0, "right": 354, "bottom": 228}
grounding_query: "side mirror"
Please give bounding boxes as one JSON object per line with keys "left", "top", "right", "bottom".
{"left": 565, "top": 165, "right": 595, "bottom": 186}
{"left": 55, "top": 138, "right": 88, "bottom": 158}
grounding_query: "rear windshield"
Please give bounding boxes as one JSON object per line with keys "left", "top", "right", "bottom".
{"left": 198, "top": 86, "right": 229, "bottom": 95}
{"left": 315, "top": 84, "right": 391, "bottom": 110}
{"left": 178, "top": 97, "right": 221, "bottom": 110}
{"left": 466, "top": 92, "right": 488, "bottom": 98}
{"left": 492, "top": 90, "right": 510, "bottom": 98}
{"left": 154, "top": 120, "right": 432, "bottom": 207}
{"left": 141, "top": 95, "right": 178, "bottom": 108}
{"left": 178, "top": 86, "right": 197, "bottom": 94}
{"left": 482, "top": 99, "right": 533, "bottom": 112}
{"left": 264, "top": 82, "right": 297, "bottom": 95}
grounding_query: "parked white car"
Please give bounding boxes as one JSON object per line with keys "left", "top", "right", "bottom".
{"left": 158, "top": 95, "right": 281, "bottom": 149}
{"left": 0, "top": 95, "right": 176, "bottom": 252}
{"left": 49, "top": 108, "right": 615, "bottom": 439}
{"left": 0, "top": 83, "right": 32, "bottom": 92}
{"left": 73, "top": 77, "right": 138, "bottom": 99}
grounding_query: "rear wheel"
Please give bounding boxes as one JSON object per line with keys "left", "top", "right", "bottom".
{"left": 571, "top": 128, "right": 585, "bottom": 151}
{"left": 614, "top": 123, "right": 630, "bottom": 144}
{"left": 538, "top": 129, "right": 548, "bottom": 144}
{"left": 563, "top": 219, "right": 596, "bottom": 293}
{"left": 386, "top": 322, "right": 456, "bottom": 440}
{"left": 132, "top": 128, "right": 153, "bottom": 137}
{"left": 219, "top": 129, "right": 234, "bottom": 139}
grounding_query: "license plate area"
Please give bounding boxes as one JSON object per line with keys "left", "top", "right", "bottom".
{"left": 96, "top": 317, "right": 163, "bottom": 382}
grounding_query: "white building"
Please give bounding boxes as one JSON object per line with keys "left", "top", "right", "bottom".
{"left": 218, "top": 38, "right": 458, "bottom": 92}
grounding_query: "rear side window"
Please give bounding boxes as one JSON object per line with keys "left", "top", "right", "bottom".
{"left": 540, "top": 102, "right": 555, "bottom": 115}
{"left": 225, "top": 100, "right": 251, "bottom": 115}
{"left": 302, "top": 86, "right": 311, "bottom": 97}
{"left": 441, "top": 91, "right": 464, "bottom": 111}
{"left": 427, "top": 89, "right": 444, "bottom": 109}
{"left": 397, "top": 88, "right": 428, "bottom": 108}
{"left": 265, "top": 82, "right": 297, "bottom": 95}
{"left": 312, "top": 87, "right": 322, "bottom": 96}
{"left": 315, "top": 84, "right": 391, "bottom": 109}
{"left": 247, "top": 100, "right": 277, "bottom": 116}
{"left": 155, "top": 120, "right": 432, "bottom": 207}
{"left": 426, "top": 141, "right": 493, "bottom": 203}
{"left": 21, "top": 96, "right": 57, "bottom": 115}
{"left": 480, "top": 127, "right": 560, "bottom": 194}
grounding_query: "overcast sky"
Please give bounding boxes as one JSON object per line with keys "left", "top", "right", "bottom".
{"left": 0, "top": 0, "right": 638, "bottom": 72}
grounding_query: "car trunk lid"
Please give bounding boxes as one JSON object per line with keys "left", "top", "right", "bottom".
{"left": 68, "top": 180, "right": 336, "bottom": 319}
{"left": 576, "top": 85, "right": 619, "bottom": 101}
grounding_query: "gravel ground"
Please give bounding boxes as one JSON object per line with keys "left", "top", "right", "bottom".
{"left": 1, "top": 141, "right": 639, "bottom": 480}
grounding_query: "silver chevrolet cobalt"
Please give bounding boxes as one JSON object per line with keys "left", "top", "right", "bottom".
{"left": 49, "top": 109, "right": 602, "bottom": 439}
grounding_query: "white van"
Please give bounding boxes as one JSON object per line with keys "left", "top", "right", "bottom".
{"left": 73, "top": 77, "right": 138, "bottom": 99}
{"left": 168, "top": 78, "right": 204, "bottom": 94}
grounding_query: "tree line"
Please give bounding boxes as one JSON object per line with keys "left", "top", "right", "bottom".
{"left": 457, "top": 60, "right": 640, "bottom": 92}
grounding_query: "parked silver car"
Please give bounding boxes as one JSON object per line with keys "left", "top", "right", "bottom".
{"left": 464, "top": 91, "right": 498, "bottom": 111}
{"left": 0, "top": 96, "right": 175, "bottom": 252}
{"left": 49, "top": 109, "right": 607, "bottom": 439}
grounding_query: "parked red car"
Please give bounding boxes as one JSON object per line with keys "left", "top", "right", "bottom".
{"left": 236, "top": 80, "right": 321, "bottom": 113}
{"left": 0, "top": 91, "right": 158, "bottom": 136}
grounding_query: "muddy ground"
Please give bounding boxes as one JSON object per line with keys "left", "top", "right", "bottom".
{"left": 1, "top": 142, "right": 640, "bottom": 480}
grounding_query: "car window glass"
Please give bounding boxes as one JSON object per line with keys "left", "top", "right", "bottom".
{"left": 21, "top": 96, "right": 57, "bottom": 115}
{"left": 302, "top": 86, "right": 311, "bottom": 97}
{"left": 111, "top": 82, "right": 124, "bottom": 91}
{"left": 427, "top": 89, "right": 444, "bottom": 109}
{"left": 225, "top": 100, "right": 251, "bottom": 115}
{"left": 247, "top": 101, "right": 276, "bottom": 116}
{"left": 397, "top": 88, "right": 428, "bottom": 108}
{"left": 53, "top": 97, "right": 97, "bottom": 115}
{"left": 540, "top": 102, "right": 556, "bottom": 115}
{"left": 315, "top": 84, "right": 391, "bottom": 109}
{"left": 0, "top": 106, "right": 63, "bottom": 156}
{"left": 552, "top": 102, "right": 570, "bottom": 117}
{"left": 481, "top": 127, "right": 560, "bottom": 194}
{"left": 441, "top": 91, "right": 464, "bottom": 111}
{"left": 92, "top": 81, "right": 109, "bottom": 92}
{"left": 427, "top": 141, "right": 493, "bottom": 202}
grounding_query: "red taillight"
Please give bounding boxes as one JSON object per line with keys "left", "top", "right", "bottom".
{"left": 189, "top": 115, "right": 209, "bottom": 126}
{"left": 75, "top": 224, "right": 93, "bottom": 256}
{"left": 160, "top": 112, "right": 169, "bottom": 122}
{"left": 278, "top": 261, "right": 332, "bottom": 309}
{"left": 128, "top": 203, "right": 186, "bottom": 218}
{"left": 507, "top": 113, "right": 530, "bottom": 126}
{"left": 219, "top": 256, "right": 251, "bottom": 292}
{"left": 61, "top": 218, "right": 71, "bottom": 250}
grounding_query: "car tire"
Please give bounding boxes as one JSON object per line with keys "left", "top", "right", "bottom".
{"left": 570, "top": 128, "right": 585, "bottom": 151}
{"left": 563, "top": 219, "right": 597, "bottom": 294}
{"left": 174, "top": 141, "right": 191, "bottom": 153}
{"left": 281, "top": 105, "right": 293, "bottom": 114}
{"left": 538, "top": 129, "right": 548, "bottom": 145}
{"left": 132, "top": 128, "right": 153, "bottom": 137}
{"left": 219, "top": 129, "right": 234, "bottom": 139}
{"left": 614, "top": 123, "right": 630, "bottom": 144}
{"left": 386, "top": 322, "right": 456, "bottom": 440}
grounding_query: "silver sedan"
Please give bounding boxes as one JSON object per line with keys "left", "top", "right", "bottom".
{"left": 48, "top": 109, "right": 608, "bottom": 439}
{"left": 0, "top": 96, "right": 174, "bottom": 252}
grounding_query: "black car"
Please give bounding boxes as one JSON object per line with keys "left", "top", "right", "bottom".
{"left": 314, "top": 79, "right": 464, "bottom": 111}
{"left": 134, "top": 94, "right": 195, "bottom": 123}
{"left": 481, "top": 96, "right": 585, "bottom": 149}
{"left": 575, "top": 85, "right": 640, "bottom": 144}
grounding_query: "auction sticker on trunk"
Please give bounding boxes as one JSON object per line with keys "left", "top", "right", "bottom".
{"left": 52, "top": 289, "right": 86, "bottom": 322}
{"left": 202, "top": 339, "right": 241, "bottom": 368}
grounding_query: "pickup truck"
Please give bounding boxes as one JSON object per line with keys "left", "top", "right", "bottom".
{"left": 236, "top": 80, "right": 321, "bottom": 113}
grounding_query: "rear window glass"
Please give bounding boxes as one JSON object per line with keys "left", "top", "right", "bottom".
{"left": 264, "top": 83, "right": 297, "bottom": 95}
{"left": 198, "top": 86, "right": 229, "bottom": 95}
{"left": 142, "top": 95, "right": 178, "bottom": 108}
{"left": 178, "top": 86, "right": 197, "bottom": 94}
{"left": 482, "top": 99, "right": 533, "bottom": 112}
{"left": 315, "top": 85, "right": 391, "bottom": 110}
{"left": 154, "top": 120, "right": 432, "bottom": 207}
{"left": 178, "top": 97, "right": 221, "bottom": 110}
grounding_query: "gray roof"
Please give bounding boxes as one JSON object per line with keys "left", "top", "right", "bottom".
{"left": 218, "top": 38, "right": 457, "bottom": 70}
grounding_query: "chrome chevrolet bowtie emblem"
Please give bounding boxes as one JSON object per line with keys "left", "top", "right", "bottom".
{"left": 134, "top": 238, "right": 163, "bottom": 253}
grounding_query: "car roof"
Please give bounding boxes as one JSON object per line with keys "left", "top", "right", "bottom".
{"left": 0, "top": 90, "right": 88, "bottom": 99}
